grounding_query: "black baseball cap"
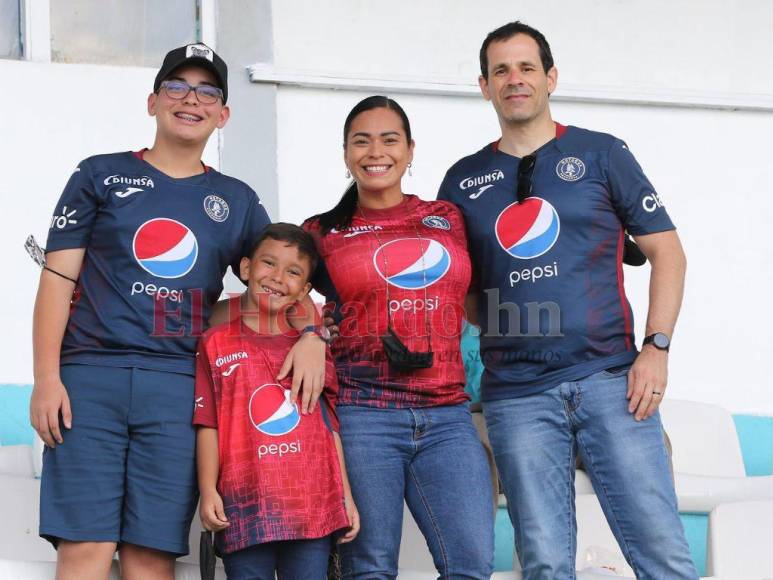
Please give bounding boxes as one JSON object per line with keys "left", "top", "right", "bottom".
{"left": 154, "top": 43, "right": 228, "bottom": 103}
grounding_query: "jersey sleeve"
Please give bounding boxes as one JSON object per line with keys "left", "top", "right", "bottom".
{"left": 321, "top": 351, "right": 340, "bottom": 432}
{"left": 193, "top": 339, "right": 218, "bottom": 428}
{"left": 232, "top": 190, "right": 271, "bottom": 283}
{"left": 606, "top": 139, "right": 675, "bottom": 235}
{"left": 45, "top": 159, "right": 102, "bottom": 252}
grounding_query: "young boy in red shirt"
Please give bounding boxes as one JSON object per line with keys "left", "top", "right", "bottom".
{"left": 194, "top": 223, "right": 358, "bottom": 579}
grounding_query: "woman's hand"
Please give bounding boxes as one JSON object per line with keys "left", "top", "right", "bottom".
{"left": 199, "top": 488, "right": 230, "bottom": 532}
{"left": 322, "top": 305, "right": 340, "bottom": 340}
{"left": 30, "top": 374, "right": 71, "bottom": 447}
{"left": 277, "top": 333, "right": 326, "bottom": 414}
{"left": 337, "top": 493, "right": 360, "bottom": 544}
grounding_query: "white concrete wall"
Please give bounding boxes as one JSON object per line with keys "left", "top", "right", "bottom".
{"left": 2, "top": 0, "right": 772, "bottom": 415}
{"left": 271, "top": 0, "right": 773, "bottom": 98}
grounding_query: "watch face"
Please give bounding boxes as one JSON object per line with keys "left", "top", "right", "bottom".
{"left": 653, "top": 333, "right": 670, "bottom": 349}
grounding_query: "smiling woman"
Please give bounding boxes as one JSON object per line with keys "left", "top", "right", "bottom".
{"left": 344, "top": 107, "right": 414, "bottom": 207}
{"left": 302, "top": 96, "right": 495, "bottom": 578}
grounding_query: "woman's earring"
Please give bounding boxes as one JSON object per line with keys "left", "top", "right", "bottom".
{"left": 345, "top": 168, "right": 351, "bottom": 179}
{"left": 408, "top": 163, "right": 413, "bottom": 177}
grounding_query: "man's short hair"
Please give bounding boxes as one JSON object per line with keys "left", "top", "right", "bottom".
{"left": 248, "top": 223, "right": 319, "bottom": 281}
{"left": 479, "top": 21, "right": 554, "bottom": 78}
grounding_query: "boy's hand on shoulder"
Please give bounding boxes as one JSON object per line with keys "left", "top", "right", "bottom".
{"left": 337, "top": 494, "right": 360, "bottom": 544}
{"left": 199, "top": 489, "right": 230, "bottom": 532}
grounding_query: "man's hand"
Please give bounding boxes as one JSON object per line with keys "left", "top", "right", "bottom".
{"left": 199, "top": 489, "right": 230, "bottom": 532}
{"left": 277, "top": 332, "right": 326, "bottom": 414}
{"left": 626, "top": 346, "right": 668, "bottom": 421}
{"left": 337, "top": 494, "right": 361, "bottom": 544}
{"left": 30, "top": 374, "right": 72, "bottom": 447}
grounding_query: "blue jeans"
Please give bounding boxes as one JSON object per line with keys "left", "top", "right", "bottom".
{"left": 483, "top": 369, "right": 698, "bottom": 580}
{"left": 337, "top": 403, "right": 494, "bottom": 579}
{"left": 222, "top": 536, "right": 332, "bottom": 580}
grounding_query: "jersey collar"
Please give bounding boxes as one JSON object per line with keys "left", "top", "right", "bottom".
{"left": 490, "top": 122, "right": 568, "bottom": 154}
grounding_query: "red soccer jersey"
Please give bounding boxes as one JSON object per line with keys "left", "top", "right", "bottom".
{"left": 193, "top": 319, "right": 348, "bottom": 554}
{"left": 304, "top": 194, "right": 471, "bottom": 408}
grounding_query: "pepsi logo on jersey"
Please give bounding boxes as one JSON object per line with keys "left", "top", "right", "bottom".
{"left": 249, "top": 384, "right": 303, "bottom": 460}
{"left": 133, "top": 218, "right": 198, "bottom": 278}
{"left": 249, "top": 384, "right": 300, "bottom": 436}
{"left": 373, "top": 238, "right": 450, "bottom": 290}
{"left": 373, "top": 238, "right": 450, "bottom": 314}
{"left": 129, "top": 218, "right": 198, "bottom": 302}
{"left": 495, "top": 198, "right": 560, "bottom": 260}
{"left": 496, "top": 198, "right": 561, "bottom": 288}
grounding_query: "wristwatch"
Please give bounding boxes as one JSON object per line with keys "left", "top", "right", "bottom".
{"left": 643, "top": 332, "right": 670, "bottom": 352}
{"left": 301, "top": 325, "right": 332, "bottom": 344}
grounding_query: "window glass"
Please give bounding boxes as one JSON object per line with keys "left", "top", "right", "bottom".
{"left": 0, "top": 0, "right": 22, "bottom": 60}
{"left": 51, "top": 1, "right": 199, "bottom": 66}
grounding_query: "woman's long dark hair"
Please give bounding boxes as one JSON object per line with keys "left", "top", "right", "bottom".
{"left": 313, "top": 96, "right": 412, "bottom": 235}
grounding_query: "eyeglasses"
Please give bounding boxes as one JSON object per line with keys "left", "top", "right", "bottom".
{"left": 516, "top": 154, "right": 536, "bottom": 203}
{"left": 159, "top": 80, "right": 223, "bottom": 105}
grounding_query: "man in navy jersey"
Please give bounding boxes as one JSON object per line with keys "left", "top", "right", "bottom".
{"left": 438, "top": 22, "right": 697, "bottom": 579}
{"left": 31, "top": 44, "right": 325, "bottom": 580}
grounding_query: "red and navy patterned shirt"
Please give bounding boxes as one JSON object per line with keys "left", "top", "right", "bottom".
{"left": 193, "top": 319, "right": 348, "bottom": 554}
{"left": 304, "top": 194, "right": 471, "bottom": 409}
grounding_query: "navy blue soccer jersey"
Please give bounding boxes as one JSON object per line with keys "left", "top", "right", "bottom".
{"left": 438, "top": 125, "right": 675, "bottom": 400}
{"left": 46, "top": 151, "right": 270, "bottom": 375}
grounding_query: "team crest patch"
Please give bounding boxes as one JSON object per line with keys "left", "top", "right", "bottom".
{"left": 204, "top": 195, "right": 229, "bottom": 222}
{"left": 422, "top": 215, "right": 450, "bottom": 230}
{"left": 556, "top": 157, "right": 586, "bottom": 182}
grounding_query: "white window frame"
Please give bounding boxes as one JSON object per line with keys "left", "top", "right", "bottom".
{"left": 22, "top": 0, "right": 50, "bottom": 62}
{"left": 20, "top": 0, "right": 215, "bottom": 64}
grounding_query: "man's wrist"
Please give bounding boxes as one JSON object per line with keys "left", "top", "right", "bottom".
{"left": 642, "top": 332, "right": 671, "bottom": 352}
{"left": 641, "top": 343, "right": 669, "bottom": 355}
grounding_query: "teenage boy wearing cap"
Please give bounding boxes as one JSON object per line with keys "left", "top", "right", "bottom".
{"left": 31, "top": 44, "right": 326, "bottom": 580}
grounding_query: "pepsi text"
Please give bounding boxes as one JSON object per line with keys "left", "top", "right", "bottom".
{"left": 509, "top": 261, "right": 559, "bottom": 287}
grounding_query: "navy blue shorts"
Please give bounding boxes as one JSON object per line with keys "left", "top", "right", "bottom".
{"left": 39, "top": 364, "right": 198, "bottom": 555}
